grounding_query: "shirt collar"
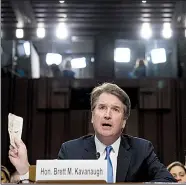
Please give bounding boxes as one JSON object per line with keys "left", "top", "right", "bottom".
{"left": 94, "top": 135, "right": 121, "bottom": 156}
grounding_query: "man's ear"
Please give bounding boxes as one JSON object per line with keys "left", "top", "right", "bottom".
{"left": 121, "top": 120, "right": 126, "bottom": 133}
{"left": 122, "top": 120, "right": 126, "bottom": 128}
{"left": 91, "top": 112, "right": 94, "bottom": 124}
{"left": 91, "top": 109, "right": 96, "bottom": 122}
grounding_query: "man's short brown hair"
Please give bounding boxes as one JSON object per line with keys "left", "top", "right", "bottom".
{"left": 90, "top": 82, "right": 131, "bottom": 119}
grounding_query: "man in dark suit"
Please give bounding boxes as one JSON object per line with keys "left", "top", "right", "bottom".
{"left": 58, "top": 134, "right": 175, "bottom": 182}
{"left": 9, "top": 83, "right": 176, "bottom": 183}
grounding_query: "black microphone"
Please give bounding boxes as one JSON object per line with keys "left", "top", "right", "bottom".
{"left": 96, "top": 152, "right": 100, "bottom": 159}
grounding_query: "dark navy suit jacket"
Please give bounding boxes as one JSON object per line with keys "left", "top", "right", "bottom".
{"left": 58, "top": 135, "right": 176, "bottom": 182}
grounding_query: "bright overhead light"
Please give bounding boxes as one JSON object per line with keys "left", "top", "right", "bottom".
{"left": 37, "top": 23, "right": 45, "bottom": 28}
{"left": 162, "top": 22, "right": 172, "bottom": 39}
{"left": 140, "top": 23, "right": 152, "bottom": 39}
{"left": 142, "top": 0, "right": 146, "bottom": 3}
{"left": 36, "top": 27, "right": 45, "bottom": 38}
{"left": 17, "top": 22, "right": 24, "bottom": 29}
{"left": 16, "top": 29, "right": 24, "bottom": 38}
{"left": 59, "top": 0, "right": 65, "bottom": 3}
{"left": 56, "top": 23, "right": 68, "bottom": 39}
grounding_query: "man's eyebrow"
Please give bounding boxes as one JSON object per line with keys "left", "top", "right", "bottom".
{"left": 112, "top": 105, "right": 122, "bottom": 108}
{"left": 97, "top": 103, "right": 106, "bottom": 106}
{"left": 97, "top": 103, "right": 122, "bottom": 109}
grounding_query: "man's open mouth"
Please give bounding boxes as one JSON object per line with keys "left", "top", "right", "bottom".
{"left": 102, "top": 123, "right": 112, "bottom": 127}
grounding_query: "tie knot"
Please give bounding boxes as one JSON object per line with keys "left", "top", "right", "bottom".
{"left": 105, "top": 146, "right": 113, "bottom": 156}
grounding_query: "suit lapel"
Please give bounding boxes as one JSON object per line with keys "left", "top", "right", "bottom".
{"left": 82, "top": 135, "right": 97, "bottom": 159}
{"left": 116, "top": 135, "right": 132, "bottom": 182}
{"left": 82, "top": 135, "right": 132, "bottom": 182}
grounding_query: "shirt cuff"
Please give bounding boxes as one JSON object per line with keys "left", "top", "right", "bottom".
{"left": 20, "top": 171, "right": 29, "bottom": 180}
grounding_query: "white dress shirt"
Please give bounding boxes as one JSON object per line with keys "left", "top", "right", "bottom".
{"left": 94, "top": 135, "right": 121, "bottom": 183}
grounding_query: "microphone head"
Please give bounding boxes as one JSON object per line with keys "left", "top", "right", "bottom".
{"left": 96, "top": 152, "right": 100, "bottom": 159}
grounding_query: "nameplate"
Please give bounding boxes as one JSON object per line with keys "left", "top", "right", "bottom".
{"left": 36, "top": 160, "right": 107, "bottom": 181}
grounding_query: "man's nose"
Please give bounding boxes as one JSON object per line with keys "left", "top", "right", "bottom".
{"left": 104, "top": 109, "right": 111, "bottom": 119}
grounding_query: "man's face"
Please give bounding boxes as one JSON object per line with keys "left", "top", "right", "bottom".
{"left": 91, "top": 92, "right": 126, "bottom": 138}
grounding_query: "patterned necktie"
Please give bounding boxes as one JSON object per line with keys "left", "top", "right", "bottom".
{"left": 105, "top": 146, "right": 113, "bottom": 183}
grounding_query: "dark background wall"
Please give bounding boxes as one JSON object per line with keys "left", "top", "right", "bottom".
{"left": 2, "top": 77, "right": 186, "bottom": 172}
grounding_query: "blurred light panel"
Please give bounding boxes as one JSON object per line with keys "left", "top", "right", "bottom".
{"left": 114, "top": 48, "right": 131, "bottom": 63}
{"left": 71, "top": 57, "right": 86, "bottom": 68}
{"left": 151, "top": 48, "right": 166, "bottom": 64}
{"left": 23, "top": 41, "right": 30, "bottom": 56}
{"left": 46, "top": 53, "right": 62, "bottom": 65}
{"left": 16, "top": 29, "right": 24, "bottom": 38}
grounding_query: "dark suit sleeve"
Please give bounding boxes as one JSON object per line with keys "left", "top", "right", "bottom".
{"left": 145, "top": 141, "right": 177, "bottom": 182}
{"left": 57, "top": 143, "right": 68, "bottom": 159}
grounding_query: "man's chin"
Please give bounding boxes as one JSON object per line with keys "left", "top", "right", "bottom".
{"left": 98, "top": 130, "right": 113, "bottom": 137}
